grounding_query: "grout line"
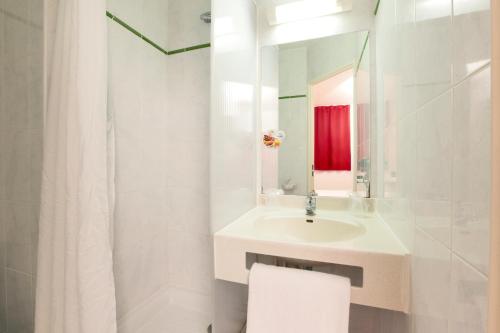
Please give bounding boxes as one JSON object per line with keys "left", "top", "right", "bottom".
{"left": 278, "top": 94, "right": 307, "bottom": 100}
{"left": 0, "top": 8, "right": 42, "bottom": 30}
{"left": 106, "top": 11, "right": 210, "bottom": 56}
{"left": 4, "top": 267, "right": 33, "bottom": 278}
{"left": 415, "top": 61, "right": 492, "bottom": 112}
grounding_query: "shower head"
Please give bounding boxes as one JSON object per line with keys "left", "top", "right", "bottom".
{"left": 200, "top": 11, "right": 211, "bottom": 23}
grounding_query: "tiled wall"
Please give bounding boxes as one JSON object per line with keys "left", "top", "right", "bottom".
{"left": 0, "top": 0, "right": 44, "bottom": 332}
{"left": 210, "top": 0, "right": 258, "bottom": 330}
{"left": 107, "top": 0, "right": 212, "bottom": 331}
{"left": 375, "top": 0, "right": 491, "bottom": 332}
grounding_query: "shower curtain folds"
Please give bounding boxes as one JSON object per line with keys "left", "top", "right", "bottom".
{"left": 35, "top": 0, "right": 117, "bottom": 332}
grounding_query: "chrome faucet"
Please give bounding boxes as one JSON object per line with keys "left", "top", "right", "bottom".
{"left": 305, "top": 191, "right": 317, "bottom": 216}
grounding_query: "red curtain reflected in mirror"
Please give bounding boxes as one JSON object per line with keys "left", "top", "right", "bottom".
{"left": 314, "top": 105, "right": 351, "bottom": 171}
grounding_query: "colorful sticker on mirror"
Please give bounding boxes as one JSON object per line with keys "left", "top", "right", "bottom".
{"left": 263, "top": 130, "right": 285, "bottom": 148}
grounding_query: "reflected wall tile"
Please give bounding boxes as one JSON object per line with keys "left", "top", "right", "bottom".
{"left": 412, "top": 229, "right": 451, "bottom": 333}
{"left": 452, "top": 67, "right": 491, "bottom": 274}
{"left": 452, "top": 0, "right": 490, "bottom": 82}
{"left": 5, "top": 269, "right": 33, "bottom": 333}
{"left": 278, "top": 47, "right": 307, "bottom": 97}
{"left": 415, "top": 0, "right": 452, "bottom": 106}
{"left": 449, "top": 255, "right": 488, "bottom": 333}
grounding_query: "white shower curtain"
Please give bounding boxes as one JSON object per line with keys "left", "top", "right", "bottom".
{"left": 35, "top": 0, "right": 117, "bottom": 332}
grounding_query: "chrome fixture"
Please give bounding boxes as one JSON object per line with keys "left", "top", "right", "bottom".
{"left": 200, "top": 11, "right": 211, "bottom": 23}
{"left": 305, "top": 191, "right": 317, "bottom": 216}
{"left": 356, "top": 174, "right": 371, "bottom": 198}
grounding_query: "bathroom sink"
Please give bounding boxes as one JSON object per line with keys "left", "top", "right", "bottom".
{"left": 254, "top": 215, "right": 365, "bottom": 242}
{"left": 214, "top": 206, "right": 410, "bottom": 312}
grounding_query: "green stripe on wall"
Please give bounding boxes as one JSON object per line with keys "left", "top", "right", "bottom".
{"left": 279, "top": 95, "right": 307, "bottom": 100}
{"left": 106, "top": 11, "right": 210, "bottom": 56}
{"left": 355, "top": 33, "right": 369, "bottom": 72}
{"left": 374, "top": 0, "right": 380, "bottom": 15}
{"left": 167, "top": 43, "right": 211, "bottom": 55}
{"left": 106, "top": 11, "right": 168, "bottom": 55}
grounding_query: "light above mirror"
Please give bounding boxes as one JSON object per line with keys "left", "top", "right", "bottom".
{"left": 265, "top": 0, "right": 351, "bottom": 25}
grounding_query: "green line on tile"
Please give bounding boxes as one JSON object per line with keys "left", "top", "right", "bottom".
{"left": 279, "top": 95, "right": 307, "bottom": 100}
{"left": 167, "top": 43, "right": 211, "bottom": 55}
{"left": 106, "top": 11, "right": 168, "bottom": 55}
{"left": 355, "top": 33, "right": 369, "bottom": 72}
{"left": 374, "top": 0, "right": 380, "bottom": 15}
{"left": 106, "top": 11, "right": 211, "bottom": 56}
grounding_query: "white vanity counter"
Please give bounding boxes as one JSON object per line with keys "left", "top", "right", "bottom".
{"left": 214, "top": 204, "right": 410, "bottom": 313}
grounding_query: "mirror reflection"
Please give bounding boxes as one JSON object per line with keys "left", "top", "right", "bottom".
{"left": 261, "top": 31, "right": 371, "bottom": 197}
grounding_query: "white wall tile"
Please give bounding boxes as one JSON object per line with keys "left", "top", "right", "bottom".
{"left": 3, "top": 202, "right": 37, "bottom": 275}
{"left": 415, "top": 92, "right": 453, "bottom": 246}
{"left": 5, "top": 269, "right": 33, "bottom": 333}
{"left": 167, "top": 0, "right": 210, "bottom": 50}
{"left": 0, "top": 202, "right": 6, "bottom": 332}
{"left": 415, "top": 0, "right": 452, "bottom": 106}
{"left": 412, "top": 229, "right": 451, "bottom": 333}
{"left": 0, "top": 0, "right": 43, "bottom": 330}
{"left": 375, "top": 1, "right": 491, "bottom": 332}
{"left": 449, "top": 255, "right": 488, "bottom": 333}
{"left": 167, "top": 231, "right": 212, "bottom": 294}
{"left": 452, "top": 66, "right": 491, "bottom": 274}
{"left": 452, "top": 0, "right": 490, "bottom": 82}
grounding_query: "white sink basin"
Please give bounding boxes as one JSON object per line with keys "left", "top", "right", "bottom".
{"left": 214, "top": 206, "right": 410, "bottom": 313}
{"left": 254, "top": 215, "right": 365, "bottom": 242}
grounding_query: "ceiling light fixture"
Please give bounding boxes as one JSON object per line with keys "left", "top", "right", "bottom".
{"left": 268, "top": 0, "right": 345, "bottom": 25}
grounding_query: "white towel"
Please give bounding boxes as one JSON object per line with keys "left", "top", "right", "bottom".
{"left": 246, "top": 263, "right": 350, "bottom": 333}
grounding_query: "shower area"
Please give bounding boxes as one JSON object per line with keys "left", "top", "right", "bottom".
{"left": 0, "top": 0, "right": 213, "bottom": 332}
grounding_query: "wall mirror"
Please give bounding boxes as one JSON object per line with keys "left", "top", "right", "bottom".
{"left": 260, "top": 31, "right": 371, "bottom": 197}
